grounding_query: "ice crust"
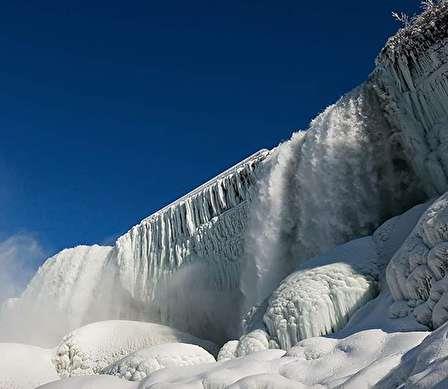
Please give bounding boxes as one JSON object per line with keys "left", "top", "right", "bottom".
{"left": 387, "top": 191, "right": 448, "bottom": 329}
{"left": 102, "top": 343, "right": 215, "bottom": 381}
{"left": 53, "top": 320, "right": 217, "bottom": 377}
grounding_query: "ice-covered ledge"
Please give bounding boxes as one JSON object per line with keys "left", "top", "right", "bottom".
{"left": 113, "top": 149, "right": 270, "bottom": 303}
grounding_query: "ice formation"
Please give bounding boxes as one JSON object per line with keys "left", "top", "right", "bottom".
{"left": 53, "top": 320, "right": 217, "bottom": 377}
{"left": 102, "top": 343, "right": 215, "bottom": 381}
{"left": 264, "top": 262, "right": 378, "bottom": 349}
{"left": 373, "top": 1, "right": 448, "bottom": 197}
{"left": 386, "top": 191, "right": 448, "bottom": 329}
{"left": 236, "top": 201, "right": 430, "bottom": 352}
{"left": 241, "top": 83, "right": 423, "bottom": 312}
{"left": 0, "top": 150, "right": 269, "bottom": 344}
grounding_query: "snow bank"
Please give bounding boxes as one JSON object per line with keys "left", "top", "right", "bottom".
{"left": 102, "top": 343, "right": 215, "bottom": 381}
{"left": 32, "top": 328, "right": 427, "bottom": 388}
{"left": 37, "top": 375, "right": 137, "bottom": 389}
{"left": 137, "top": 330, "right": 425, "bottom": 388}
{"left": 53, "top": 320, "right": 217, "bottom": 377}
{"left": 0, "top": 343, "right": 58, "bottom": 389}
{"left": 376, "top": 319, "right": 448, "bottom": 388}
{"left": 139, "top": 349, "right": 288, "bottom": 389}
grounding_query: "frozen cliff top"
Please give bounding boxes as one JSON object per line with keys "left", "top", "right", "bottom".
{"left": 141, "top": 149, "right": 270, "bottom": 224}
{"left": 377, "top": 1, "right": 448, "bottom": 62}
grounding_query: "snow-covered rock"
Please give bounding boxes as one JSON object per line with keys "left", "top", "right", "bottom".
{"left": 375, "top": 319, "right": 448, "bottom": 388}
{"left": 264, "top": 262, "right": 378, "bottom": 349}
{"left": 0, "top": 343, "right": 58, "bottom": 389}
{"left": 281, "top": 329, "right": 428, "bottom": 389}
{"left": 238, "top": 202, "right": 430, "bottom": 350}
{"left": 102, "top": 343, "right": 215, "bottom": 381}
{"left": 137, "top": 330, "right": 426, "bottom": 388}
{"left": 217, "top": 330, "right": 278, "bottom": 361}
{"left": 52, "top": 320, "right": 217, "bottom": 377}
{"left": 387, "top": 191, "right": 448, "bottom": 329}
{"left": 373, "top": 2, "right": 448, "bottom": 197}
{"left": 33, "top": 329, "right": 427, "bottom": 388}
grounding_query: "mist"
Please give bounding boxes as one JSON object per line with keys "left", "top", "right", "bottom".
{"left": 0, "top": 234, "right": 44, "bottom": 305}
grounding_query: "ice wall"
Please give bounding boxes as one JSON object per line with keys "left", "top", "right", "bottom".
{"left": 0, "top": 151, "right": 270, "bottom": 345}
{"left": 373, "top": 2, "right": 448, "bottom": 196}
{"left": 111, "top": 150, "right": 269, "bottom": 341}
{"left": 113, "top": 149, "right": 267, "bottom": 303}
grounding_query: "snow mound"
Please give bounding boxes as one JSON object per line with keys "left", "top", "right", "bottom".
{"left": 102, "top": 343, "right": 215, "bottom": 381}
{"left": 0, "top": 343, "right": 58, "bottom": 389}
{"left": 264, "top": 262, "right": 378, "bottom": 349}
{"left": 53, "top": 320, "right": 217, "bottom": 377}
{"left": 137, "top": 329, "right": 425, "bottom": 388}
{"left": 30, "top": 330, "right": 427, "bottom": 388}
{"left": 282, "top": 329, "right": 427, "bottom": 388}
{"left": 217, "top": 330, "right": 279, "bottom": 361}
{"left": 139, "top": 349, "right": 288, "bottom": 389}
{"left": 387, "top": 192, "right": 448, "bottom": 329}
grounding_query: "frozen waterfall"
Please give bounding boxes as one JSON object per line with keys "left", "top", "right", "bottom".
{"left": 241, "top": 82, "right": 423, "bottom": 313}
{"left": 6, "top": 3, "right": 448, "bottom": 348}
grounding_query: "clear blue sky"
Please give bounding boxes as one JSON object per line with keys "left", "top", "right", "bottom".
{"left": 0, "top": 1, "right": 421, "bottom": 263}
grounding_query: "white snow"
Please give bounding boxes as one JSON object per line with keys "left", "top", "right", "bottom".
{"left": 37, "top": 376, "right": 137, "bottom": 389}
{"left": 52, "top": 320, "right": 217, "bottom": 377}
{"left": 0, "top": 343, "right": 58, "bottom": 389}
{"left": 102, "top": 343, "right": 215, "bottom": 381}
{"left": 41, "top": 330, "right": 426, "bottom": 389}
